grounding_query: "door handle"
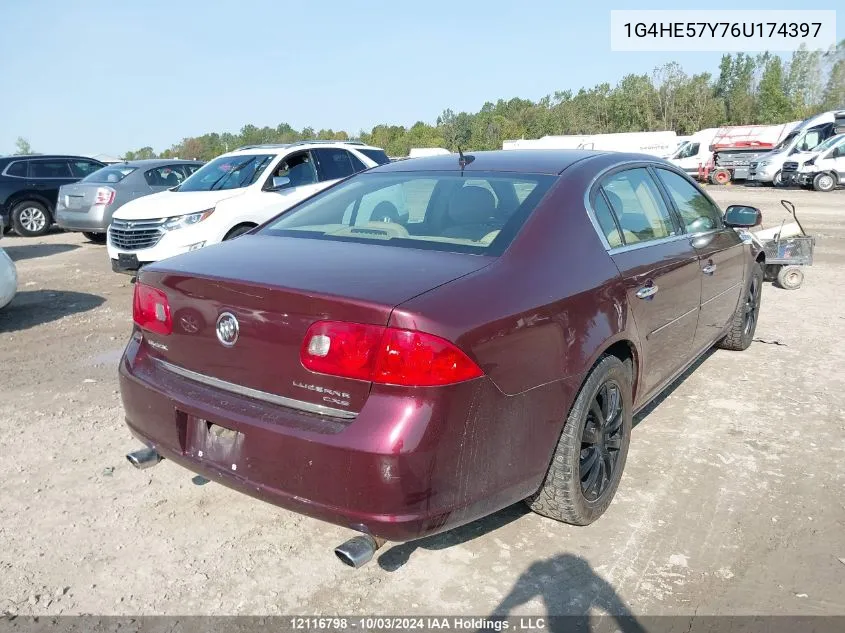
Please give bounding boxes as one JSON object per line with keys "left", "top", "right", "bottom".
{"left": 702, "top": 264, "right": 717, "bottom": 275}
{"left": 636, "top": 285, "right": 659, "bottom": 299}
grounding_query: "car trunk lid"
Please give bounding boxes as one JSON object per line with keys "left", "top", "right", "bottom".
{"left": 138, "top": 235, "right": 492, "bottom": 415}
{"left": 59, "top": 183, "right": 105, "bottom": 211}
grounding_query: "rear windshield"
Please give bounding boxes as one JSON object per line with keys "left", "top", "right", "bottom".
{"left": 177, "top": 154, "right": 274, "bottom": 192}
{"left": 260, "top": 171, "right": 555, "bottom": 255}
{"left": 358, "top": 148, "right": 390, "bottom": 165}
{"left": 81, "top": 166, "right": 136, "bottom": 183}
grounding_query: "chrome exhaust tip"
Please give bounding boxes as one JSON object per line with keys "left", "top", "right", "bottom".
{"left": 334, "top": 534, "right": 384, "bottom": 568}
{"left": 126, "top": 447, "right": 162, "bottom": 470}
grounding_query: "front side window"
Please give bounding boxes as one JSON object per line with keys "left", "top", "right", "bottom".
{"left": 655, "top": 169, "right": 721, "bottom": 233}
{"left": 178, "top": 154, "right": 273, "bottom": 192}
{"left": 601, "top": 168, "right": 678, "bottom": 244}
{"left": 267, "top": 151, "right": 318, "bottom": 189}
{"left": 82, "top": 166, "right": 136, "bottom": 183}
{"left": 314, "top": 148, "right": 355, "bottom": 181}
{"left": 261, "top": 171, "right": 555, "bottom": 255}
{"left": 677, "top": 142, "right": 699, "bottom": 159}
{"left": 144, "top": 165, "right": 186, "bottom": 187}
{"left": 30, "top": 160, "right": 72, "bottom": 178}
{"left": 5, "top": 161, "right": 27, "bottom": 177}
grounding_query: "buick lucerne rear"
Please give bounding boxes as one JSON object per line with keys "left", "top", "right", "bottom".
{"left": 119, "top": 150, "right": 763, "bottom": 564}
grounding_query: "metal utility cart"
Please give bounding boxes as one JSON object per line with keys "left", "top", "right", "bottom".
{"left": 760, "top": 200, "right": 815, "bottom": 290}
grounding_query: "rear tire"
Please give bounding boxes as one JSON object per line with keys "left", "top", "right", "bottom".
{"left": 82, "top": 232, "right": 107, "bottom": 244}
{"left": 710, "top": 168, "right": 731, "bottom": 185}
{"left": 527, "top": 355, "right": 632, "bottom": 526}
{"left": 718, "top": 263, "right": 763, "bottom": 351}
{"left": 223, "top": 224, "right": 256, "bottom": 240}
{"left": 11, "top": 201, "right": 51, "bottom": 237}
{"left": 776, "top": 265, "right": 803, "bottom": 290}
{"left": 813, "top": 172, "right": 836, "bottom": 192}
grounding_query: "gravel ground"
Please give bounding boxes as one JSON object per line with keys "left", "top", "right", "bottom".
{"left": 0, "top": 186, "right": 843, "bottom": 618}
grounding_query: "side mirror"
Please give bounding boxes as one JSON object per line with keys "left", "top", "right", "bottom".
{"left": 724, "top": 205, "right": 762, "bottom": 228}
{"left": 270, "top": 176, "right": 291, "bottom": 191}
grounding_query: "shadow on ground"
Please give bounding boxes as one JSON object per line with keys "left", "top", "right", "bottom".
{"left": 0, "top": 290, "right": 105, "bottom": 332}
{"left": 489, "top": 553, "right": 648, "bottom": 631}
{"left": 378, "top": 504, "right": 530, "bottom": 571}
{"left": 2, "top": 242, "right": 79, "bottom": 261}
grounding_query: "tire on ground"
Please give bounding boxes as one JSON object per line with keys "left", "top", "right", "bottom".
{"left": 776, "top": 265, "right": 804, "bottom": 290}
{"left": 718, "top": 263, "right": 763, "bottom": 351}
{"left": 82, "top": 232, "right": 107, "bottom": 244}
{"left": 11, "top": 201, "right": 52, "bottom": 237}
{"left": 527, "top": 354, "right": 632, "bottom": 526}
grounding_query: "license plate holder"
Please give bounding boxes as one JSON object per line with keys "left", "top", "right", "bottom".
{"left": 187, "top": 415, "right": 245, "bottom": 472}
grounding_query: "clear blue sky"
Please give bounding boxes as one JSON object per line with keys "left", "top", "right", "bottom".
{"left": 0, "top": 0, "right": 840, "bottom": 156}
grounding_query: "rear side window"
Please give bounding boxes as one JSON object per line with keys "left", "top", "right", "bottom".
{"left": 314, "top": 148, "right": 355, "bottom": 181}
{"left": 69, "top": 160, "right": 103, "bottom": 178}
{"left": 358, "top": 148, "right": 390, "bottom": 165}
{"left": 592, "top": 192, "right": 624, "bottom": 248}
{"left": 5, "top": 161, "right": 27, "bottom": 177}
{"left": 82, "top": 166, "right": 136, "bottom": 183}
{"left": 30, "top": 160, "right": 72, "bottom": 178}
{"left": 348, "top": 152, "right": 367, "bottom": 172}
{"left": 654, "top": 169, "right": 721, "bottom": 233}
{"left": 601, "top": 168, "right": 678, "bottom": 244}
{"left": 261, "top": 171, "right": 555, "bottom": 255}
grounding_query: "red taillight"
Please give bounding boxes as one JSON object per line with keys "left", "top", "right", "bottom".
{"left": 300, "top": 321, "right": 483, "bottom": 387}
{"left": 95, "top": 187, "right": 115, "bottom": 205}
{"left": 133, "top": 283, "right": 172, "bottom": 335}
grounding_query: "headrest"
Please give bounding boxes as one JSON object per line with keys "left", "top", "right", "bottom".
{"left": 447, "top": 185, "right": 497, "bottom": 225}
{"left": 370, "top": 201, "right": 401, "bottom": 223}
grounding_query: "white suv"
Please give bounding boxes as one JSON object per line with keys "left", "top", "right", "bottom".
{"left": 107, "top": 141, "right": 389, "bottom": 273}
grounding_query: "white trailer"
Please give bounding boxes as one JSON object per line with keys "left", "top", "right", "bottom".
{"left": 502, "top": 131, "right": 679, "bottom": 157}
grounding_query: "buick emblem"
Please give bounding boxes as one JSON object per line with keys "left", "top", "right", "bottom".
{"left": 216, "top": 312, "right": 239, "bottom": 347}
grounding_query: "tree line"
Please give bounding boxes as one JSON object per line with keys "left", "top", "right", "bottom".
{"left": 16, "top": 44, "right": 845, "bottom": 161}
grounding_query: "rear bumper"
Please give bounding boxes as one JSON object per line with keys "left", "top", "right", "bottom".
{"left": 55, "top": 205, "right": 112, "bottom": 232}
{"left": 119, "top": 332, "right": 573, "bottom": 541}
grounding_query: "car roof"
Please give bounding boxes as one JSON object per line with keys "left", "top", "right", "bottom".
{"left": 0, "top": 154, "right": 106, "bottom": 165}
{"left": 223, "top": 141, "right": 384, "bottom": 158}
{"left": 109, "top": 159, "right": 204, "bottom": 168}
{"left": 372, "top": 149, "right": 611, "bottom": 175}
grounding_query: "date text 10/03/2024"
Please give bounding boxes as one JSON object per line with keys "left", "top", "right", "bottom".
{"left": 289, "top": 617, "right": 547, "bottom": 631}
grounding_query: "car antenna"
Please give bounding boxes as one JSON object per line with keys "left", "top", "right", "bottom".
{"left": 457, "top": 147, "right": 474, "bottom": 173}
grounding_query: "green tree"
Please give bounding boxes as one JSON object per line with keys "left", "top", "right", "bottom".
{"left": 757, "top": 56, "right": 793, "bottom": 123}
{"left": 14, "top": 137, "right": 33, "bottom": 154}
{"left": 785, "top": 46, "right": 823, "bottom": 118}
{"left": 820, "top": 40, "right": 845, "bottom": 109}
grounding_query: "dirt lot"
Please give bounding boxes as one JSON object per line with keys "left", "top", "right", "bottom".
{"left": 1, "top": 186, "right": 843, "bottom": 618}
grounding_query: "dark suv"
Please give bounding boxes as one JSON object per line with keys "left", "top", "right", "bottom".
{"left": 0, "top": 155, "right": 105, "bottom": 237}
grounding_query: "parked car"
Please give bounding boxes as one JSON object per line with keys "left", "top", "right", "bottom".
{"left": 0, "top": 218, "right": 17, "bottom": 309}
{"left": 0, "top": 155, "right": 105, "bottom": 236}
{"left": 788, "top": 133, "right": 845, "bottom": 192}
{"left": 106, "top": 141, "right": 390, "bottom": 274}
{"left": 120, "top": 150, "right": 764, "bottom": 567}
{"left": 55, "top": 159, "right": 204, "bottom": 243}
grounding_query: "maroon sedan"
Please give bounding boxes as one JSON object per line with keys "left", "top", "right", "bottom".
{"left": 121, "top": 150, "right": 764, "bottom": 567}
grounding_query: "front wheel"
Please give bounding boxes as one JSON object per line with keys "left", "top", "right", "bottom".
{"left": 718, "top": 263, "right": 763, "bottom": 351}
{"left": 527, "top": 355, "right": 632, "bottom": 526}
{"left": 772, "top": 171, "right": 784, "bottom": 187}
{"left": 813, "top": 172, "right": 836, "bottom": 192}
{"left": 223, "top": 224, "right": 256, "bottom": 240}
{"left": 11, "top": 201, "right": 51, "bottom": 237}
{"left": 82, "top": 232, "right": 107, "bottom": 244}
